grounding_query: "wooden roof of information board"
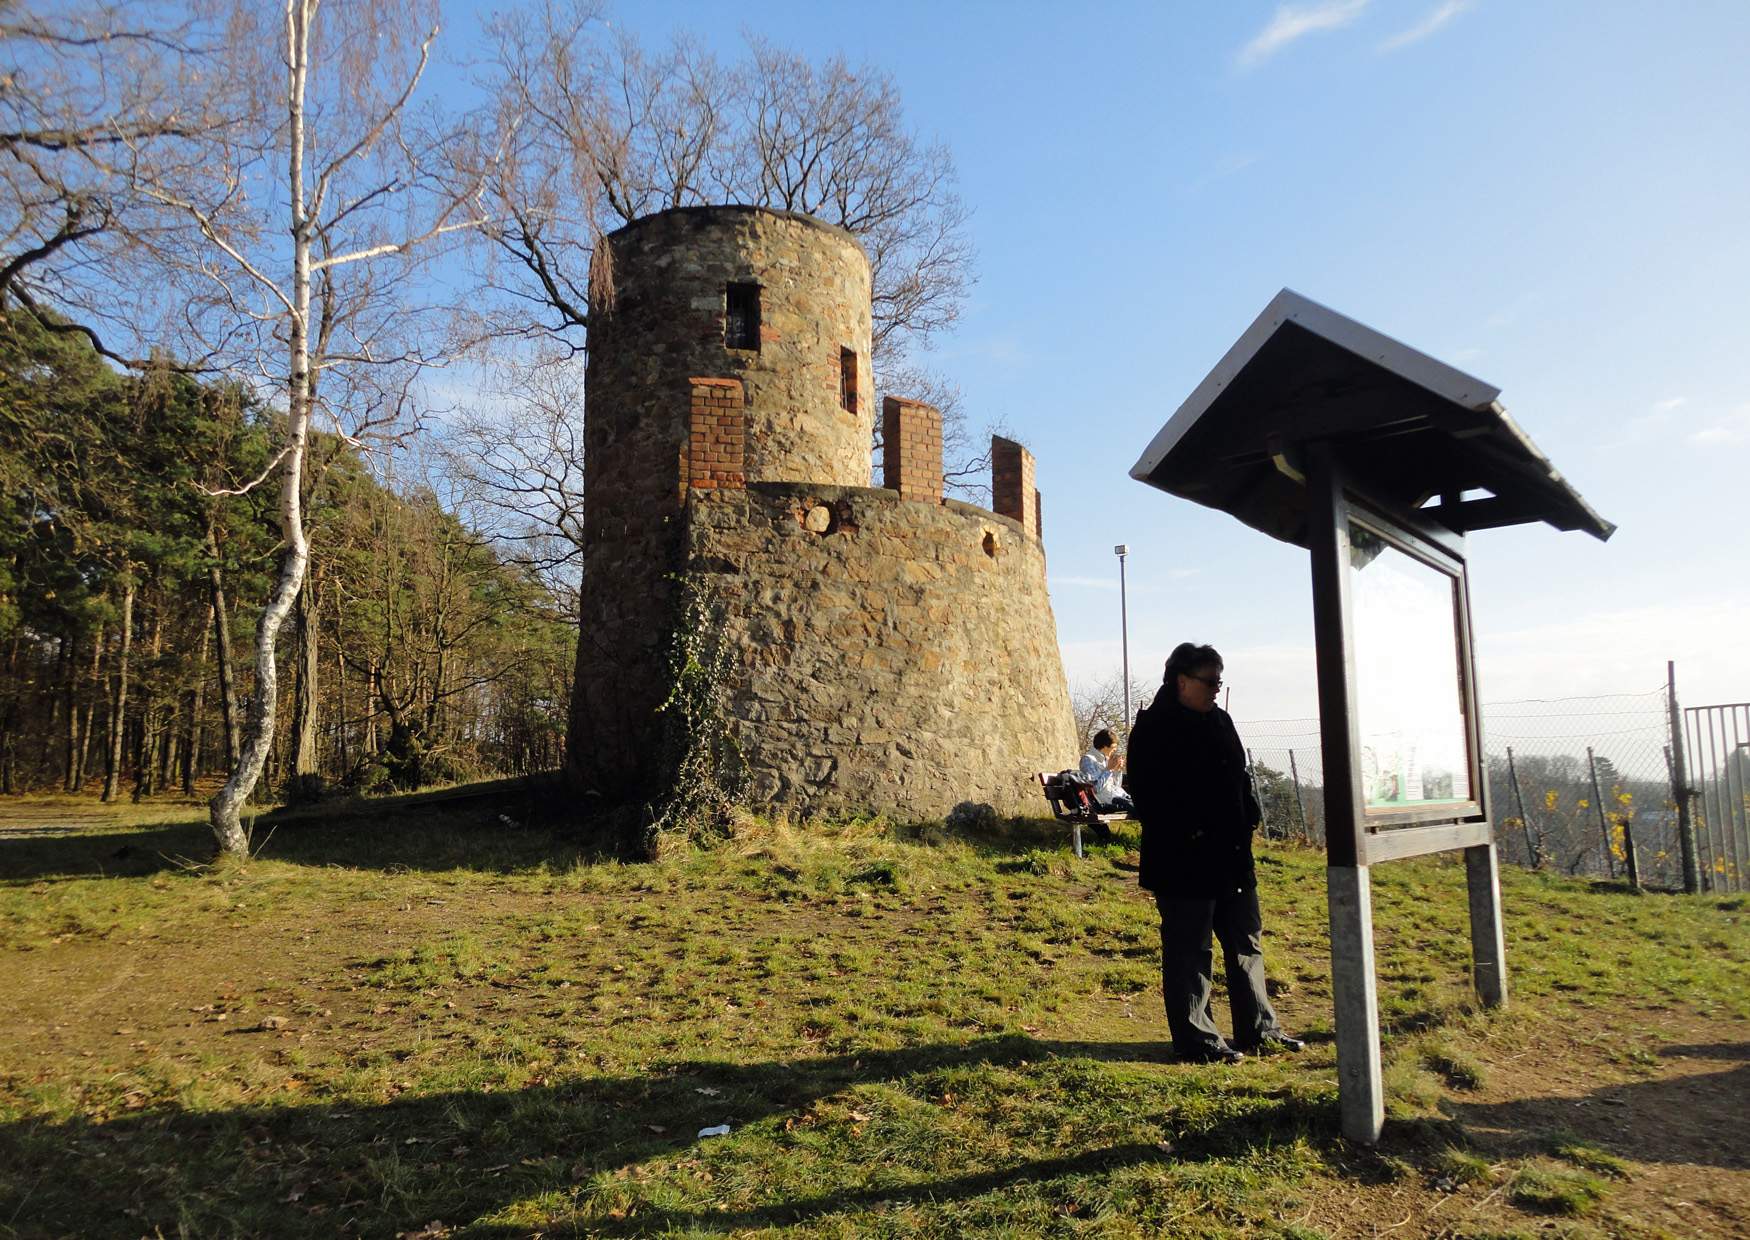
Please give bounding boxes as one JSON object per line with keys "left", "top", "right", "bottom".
{"left": 1128, "top": 290, "right": 1614, "bottom": 548}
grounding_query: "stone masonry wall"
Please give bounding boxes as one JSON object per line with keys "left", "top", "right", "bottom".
{"left": 568, "top": 205, "right": 1079, "bottom": 820}
{"left": 569, "top": 207, "right": 873, "bottom": 795}
{"left": 592, "top": 206, "right": 873, "bottom": 489}
{"left": 685, "top": 483, "right": 1079, "bottom": 819}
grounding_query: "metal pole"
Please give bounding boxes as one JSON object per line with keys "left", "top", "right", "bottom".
{"left": 1115, "top": 545, "right": 1130, "bottom": 730}
{"left": 1246, "top": 747, "right": 1270, "bottom": 838}
{"left": 1586, "top": 746, "right": 1615, "bottom": 880}
{"left": 1306, "top": 444, "right": 1382, "bottom": 1145}
{"left": 1506, "top": 746, "right": 1542, "bottom": 869}
{"left": 1667, "top": 660, "right": 1701, "bottom": 893}
{"left": 1288, "top": 749, "right": 1309, "bottom": 841}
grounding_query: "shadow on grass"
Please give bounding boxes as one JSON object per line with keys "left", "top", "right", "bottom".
{"left": 0, "top": 784, "right": 1126, "bottom": 886}
{"left": 0, "top": 778, "right": 600, "bottom": 883}
{"left": 0, "top": 1035, "right": 1334, "bottom": 1238}
{"left": 518, "top": 1142, "right": 1177, "bottom": 1238}
{"left": 1443, "top": 1043, "right": 1750, "bottom": 1170}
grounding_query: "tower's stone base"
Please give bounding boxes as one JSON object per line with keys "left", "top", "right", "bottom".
{"left": 685, "top": 482, "right": 1078, "bottom": 819}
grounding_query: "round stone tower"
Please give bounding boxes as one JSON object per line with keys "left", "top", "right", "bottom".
{"left": 568, "top": 207, "right": 876, "bottom": 794}
{"left": 567, "top": 204, "right": 1079, "bottom": 819}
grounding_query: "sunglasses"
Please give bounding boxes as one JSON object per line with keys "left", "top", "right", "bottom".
{"left": 1185, "top": 673, "right": 1223, "bottom": 691}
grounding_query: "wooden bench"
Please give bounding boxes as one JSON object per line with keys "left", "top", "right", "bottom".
{"left": 1036, "top": 770, "right": 1130, "bottom": 858}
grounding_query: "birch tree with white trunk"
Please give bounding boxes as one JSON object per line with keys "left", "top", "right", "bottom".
{"left": 102, "top": 0, "right": 486, "bottom": 855}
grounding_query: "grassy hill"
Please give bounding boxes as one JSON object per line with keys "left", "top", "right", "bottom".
{"left": 1, "top": 795, "right": 1746, "bottom": 1237}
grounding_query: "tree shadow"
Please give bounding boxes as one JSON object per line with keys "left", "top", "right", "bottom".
{"left": 493, "top": 1142, "right": 1176, "bottom": 1237}
{"left": 1443, "top": 1043, "right": 1750, "bottom": 1170}
{"left": 0, "top": 1035, "right": 1331, "bottom": 1237}
{"left": 1, "top": 785, "right": 1109, "bottom": 886}
{"left": 0, "top": 818, "right": 215, "bottom": 882}
{"left": 1660, "top": 1041, "right": 1750, "bottom": 1060}
{"left": 0, "top": 779, "right": 610, "bottom": 883}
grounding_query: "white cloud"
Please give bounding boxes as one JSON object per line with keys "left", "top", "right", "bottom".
{"left": 1594, "top": 395, "right": 1687, "bottom": 450}
{"left": 1184, "top": 152, "right": 1261, "bottom": 194}
{"left": 1477, "top": 599, "right": 1750, "bottom": 708}
{"left": 1687, "top": 402, "right": 1750, "bottom": 445}
{"left": 1378, "top": 0, "right": 1473, "bottom": 53}
{"left": 1238, "top": 0, "right": 1370, "bottom": 68}
{"left": 1051, "top": 575, "right": 1120, "bottom": 591}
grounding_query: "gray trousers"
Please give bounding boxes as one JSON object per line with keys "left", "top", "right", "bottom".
{"left": 1156, "top": 888, "right": 1281, "bottom": 1054}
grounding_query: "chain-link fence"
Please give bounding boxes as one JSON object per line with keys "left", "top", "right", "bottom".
{"left": 1685, "top": 702, "right": 1750, "bottom": 893}
{"left": 1239, "top": 687, "right": 1695, "bottom": 889}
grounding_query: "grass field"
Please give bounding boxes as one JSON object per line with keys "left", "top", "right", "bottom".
{"left": 1, "top": 791, "right": 1746, "bottom": 1238}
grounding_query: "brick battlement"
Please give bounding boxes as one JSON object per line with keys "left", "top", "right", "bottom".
{"left": 687, "top": 378, "right": 746, "bottom": 491}
{"left": 882, "top": 396, "right": 944, "bottom": 503}
{"left": 991, "top": 436, "right": 1038, "bottom": 539}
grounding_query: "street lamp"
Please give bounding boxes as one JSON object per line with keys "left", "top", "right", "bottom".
{"left": 1114, "top": 544, "right": 1130, "bottom": 731}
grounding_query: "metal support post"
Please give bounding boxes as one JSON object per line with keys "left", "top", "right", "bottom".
{"left": 1246, "top": 747, "right": 1271, "bottom": 838}
{"left": 1464, "top": 843, "right": 1509, "bottom": 1008}
{"left": 1586, "top": 746, "right": 1616, "bottom": 879}
{"left": 1328, "top": 864, "right": 1384, "bottom": 1144}
{"left": 1667, "top": 661, "right": 1701, "bottom": 893}
{"left": 1115, "top": 545, "right": 1131, "bottom": 730}
{"left": 1288, "top": 749, "right": 1309, "bottom": 840}
{"left": 1307, "top": 446, "right": 1383, "bottom": 1145}
{"left": 1506, "top": 746, "right": 1541, "bottom": 868}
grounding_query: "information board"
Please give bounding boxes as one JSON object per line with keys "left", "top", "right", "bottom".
{"left": 1348, "top": 522, "right": 1474, "bottom": 816}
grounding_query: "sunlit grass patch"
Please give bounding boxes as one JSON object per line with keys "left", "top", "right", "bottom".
{"left": 1507, "top": 1161, "right": 1611, "bottom": 1216}
{"left": 1549, "top": 1134, "right": 1631, "bottom": 1179}
{"left": 1, "top": 799, "right": 1746, "bottom": 1236}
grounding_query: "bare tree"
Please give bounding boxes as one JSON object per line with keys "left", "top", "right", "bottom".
{"left": 1071, "top": 671, "right": 1155, "bottom": 753}
{"left": 92, "top": 1, "right": 485, "bottom": 855}
{"left": 449, "top": 6, "right": 976, "bottom": 560}
{"left": 436, "top": 361, "right": 586, "bottom": 596}
{"left": 472, "top": 11, "right": 971, "bottom": 368}
{"left": 0, "top": 1, "right": 221, "bottom": 365}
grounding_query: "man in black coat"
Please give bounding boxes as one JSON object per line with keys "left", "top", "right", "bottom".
{"left": 1125, "top": 642, "right": 1302, "bottom": 1063}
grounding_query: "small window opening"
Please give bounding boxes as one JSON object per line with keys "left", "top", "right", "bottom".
{"left": 840, "top": 348, "right": 858, "bottom": 414}
{"left": 725, "top": 283, "right": 760, "bottom": 350}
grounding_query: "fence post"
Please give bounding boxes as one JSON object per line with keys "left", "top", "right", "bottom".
{"left": 1666, "top": 660, "right": 1701, "bottom": 893}
{"left": 1506, "top": 746, "right": 1543, "bottom": 868}
{"left": 1586, "top": 746, "right": 1616, "bottom": 880}
{"left": 1246, "top": 748, "right": 1271, "bottom": 839}
{"left": 1288, "top": 749, "right": 1309, "bottom": 841}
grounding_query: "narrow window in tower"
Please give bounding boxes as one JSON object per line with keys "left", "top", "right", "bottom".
{"left": 840, "top": 348, "right": 858, "bottom": 414}
{"left": 725, "top": 283, "right": 760, "bottom": 350}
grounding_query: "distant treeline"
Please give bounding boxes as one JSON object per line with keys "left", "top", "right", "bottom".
{"left": 0, "top": 312, "right": 574, "bottom": 799}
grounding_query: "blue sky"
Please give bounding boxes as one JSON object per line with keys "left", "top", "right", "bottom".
{"left": 452, "top": 1, "right": 1750, "bottom": 721}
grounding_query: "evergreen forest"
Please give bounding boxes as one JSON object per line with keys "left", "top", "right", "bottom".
{"left": 0, "top": 311, "right": 575, "bottom": 801}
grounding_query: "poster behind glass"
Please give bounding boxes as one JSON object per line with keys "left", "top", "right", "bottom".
{"left": 1348, "top": 523, "right": 1474, "bottom": 815}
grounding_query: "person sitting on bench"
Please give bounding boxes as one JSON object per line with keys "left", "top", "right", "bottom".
{"left": 1079, "top": 729, "right": 1133, "bottom": 813}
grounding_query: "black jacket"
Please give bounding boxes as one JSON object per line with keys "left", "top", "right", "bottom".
{"left": 1125, "top": 695, "right": 1261, "bottom": 898}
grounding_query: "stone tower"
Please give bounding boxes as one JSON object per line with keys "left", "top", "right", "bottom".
{"left": 567, "top": 205, "right": 1077, "bottom": 818}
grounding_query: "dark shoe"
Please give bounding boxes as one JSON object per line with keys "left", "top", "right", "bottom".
{"left": 1238, "top": 1033, "right": 1305, "bottom": 1054}
{"left": 1179, "top": 1044, "right": 1246, "bottom": 1065}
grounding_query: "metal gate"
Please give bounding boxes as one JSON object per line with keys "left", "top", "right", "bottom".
{"left": 1684, "top": 702, "right": 1750, "bottom": 893}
